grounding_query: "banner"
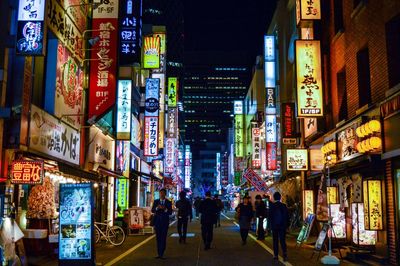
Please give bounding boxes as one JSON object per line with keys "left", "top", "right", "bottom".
{"left": 144, "top": 78, "right": 160, "bottom": 117}
{"left": 144, "top": 117, "right": 159, "bottom": 156}
{"left": 143, "top": 36, "right": 160, "bottom": 68}
{"left": 167, "top": 108, "right": 178, "bottom": 138}
{"left": 167, "top": 77, "right": 178, "bottom": 107}
{"left": 252, "top": 128, "right": 261, "bottom": 168}
{"left": 295, "top": 40, "right": 323, "bottom": 116}
{"left": 243, "top": 168, "right": 268, "bottom": 192}
{"left": 116, "top": 80, "right": 132, "bottom": 140}
{"left": 216, "top": 153, "right": 221, "bottom": 190}
{"left": 265, "top": 115, "right": 277, "bottom": 143}
{"left": 235, "top": 115, "right": 244, "bottom": 157}
{"left": 164, "top": 138, "right": 175, "bottom": 174}
{"left": 266, "top": 143, "right": 277, "bottom": 170}
{"left": 88, "top": 0, "right": 119, "bottom": 119}
{"left": 115, "top": 178, "right": 129, "bottom": 218}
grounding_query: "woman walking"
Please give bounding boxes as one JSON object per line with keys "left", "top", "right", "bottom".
{"left": 235, "top": 196, "right": 254, "bottom": 245}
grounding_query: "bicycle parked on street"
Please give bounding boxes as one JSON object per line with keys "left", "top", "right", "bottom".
{"left": 94, "top": 220, "right": 126, "bottom": 246}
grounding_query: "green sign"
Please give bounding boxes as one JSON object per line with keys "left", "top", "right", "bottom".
{"left": 235, "top": 115, "right": 244, "bottom": 157}
{"left": 168, "top": 77, "right": 177, "bottom": 107}
{"left": 234, "top": 172, "right": 241, "bottom": 186}
{"left": 116, "top": 179, "right": 129, "bottom": 218}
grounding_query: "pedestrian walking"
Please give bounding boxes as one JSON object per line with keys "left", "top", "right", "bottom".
{"left": 151, "top": 188, "right": 173, "bottom": 259}
{"left": 235, "top": 196, "right": 254, "bottom": 245}
{"left": 199, "top": 191, "right": 218, "bottom": 250}
{"left": 175, "top": 191, "right": 193, "bottom": 244}
{"left": 270, "top": 192, "right": 289, "bottom": 261}
{"left": 255, "top": 195, "right": 266, "bottom": 240}
{"left": 214, "top": 194, "right": 224, "bottom": 227}
{"left": 194, "top": 197, "right": 201, "bottom": 219}
{"left": 263, "top": 194, "right": 272, "bottom": 235}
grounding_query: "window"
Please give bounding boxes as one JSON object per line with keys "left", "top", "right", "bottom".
{"left": 334, "top": 0, "right": 344, "bottom": 34}
{"left": 385, "top": 14, "right": 400, "bottom": 88}
{"left": 356, "top": 47, "right": 371, "bottom": 107}
{"left": 336, "top": 70, "right": 347, "bottom": 121}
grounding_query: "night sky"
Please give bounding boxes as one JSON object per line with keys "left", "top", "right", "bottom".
{"left": 184, "top": 0, "right": 278, "bottom": 66}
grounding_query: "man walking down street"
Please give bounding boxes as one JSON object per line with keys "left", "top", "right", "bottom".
{"left": 151, "top": 188, "right": 173, "bottom": 259}
{"left": 214, "top": 194, "right": 224, "bottom": 227}
{"left": 255, "top": 195, "right": 266, "bottom": 240}
{"left": 270, "top": 192, "right": 289, "bottom": 261}
{"left": 194, "top": 197, "right": 201, "bottom": 219}
{"left": 199, "top": 191, "right": 218, "bottom": 250}
{"left": 175, "top": 191, "right": 193, "bottom": 244}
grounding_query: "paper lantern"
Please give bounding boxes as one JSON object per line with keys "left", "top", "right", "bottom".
{"left": 356, "top": 126, "right": 363, "bottom": 138}
{"left": 368, "top": 120, "right": 381, "bottom": 133}
{"left": 356, "top": 142, "right": 365, "bottom": 153}
{"left": 370, "top": 136, "right": 382, "bottom": 150}
{"left": 328, "top": 141, "right": 336, "bottom": 151}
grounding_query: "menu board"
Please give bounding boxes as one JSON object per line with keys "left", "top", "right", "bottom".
{"left": 296, "top": 214, "right": 315, "bottom": 244}
{"left": 315, "top": 223, "right": 329, "bottom": 251}
{"left": 59, "top": 183, "right": 93, "bottom": 265}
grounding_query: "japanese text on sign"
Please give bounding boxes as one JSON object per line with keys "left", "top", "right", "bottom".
{"left": 144, "top": 117, "right": 159, "bottom": 156}
{"left": 11, "top": 160, "right": 43, "bottom": 184}
{"left": 287, "top": 149, "right": 308, "bottom": 171}
{"left": 252, "top": 128, "right": 261, "bottom": 168}
{"left": 168, "top": 77, "right": 177, "bottom": 107}
{"left": 165, "top": 138, "right": 175, "bottom": 174}
{"left": 243, "top": 168, "right": 268, "bottom": 192}
{"left": 117, "top": 80, "right": 132, "bottom": 140}
{"left": 235, "top": 115, "right": 244, "bottom": 157}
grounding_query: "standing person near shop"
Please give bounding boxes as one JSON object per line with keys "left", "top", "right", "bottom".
{"left": 199, "top": 191, "right": 218, "bottom": 250}
{"left": 270, "top": 192, "right": 289, "bottom": 261}
{"left": 194, "top": 197, "right": 201, "bottom": 219}
{"left": 151, "top": 188, "right": 173, "bottom": 259}
{"left": 214, "top": 194, "right": 223, "bottom": 227}
{"left": 235, "top": 196, "right": 254, "bottom": 245}
{"left": 175, "top": 191, "right": 193, "bottom": 244}
{"left": 255, "top": 195, "right": 266, "bottom": 240}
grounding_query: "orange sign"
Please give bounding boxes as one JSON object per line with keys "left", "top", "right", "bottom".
{"left": 11, "top": 161, "right": 44, "bottom": 184}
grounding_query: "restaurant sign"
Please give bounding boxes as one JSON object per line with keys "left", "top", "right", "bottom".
{"left": 11, "top": 160, "right": 44, "bottom": 184}
{"left": 287, "top": 149, "right": 308, "bottom": 171}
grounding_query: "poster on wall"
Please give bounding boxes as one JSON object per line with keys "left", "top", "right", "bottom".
{"left": 59, "top": 183, "right": 93, "bottom": 264}
{"left": 55, "top": 42, "right": 84, "bottom": 129}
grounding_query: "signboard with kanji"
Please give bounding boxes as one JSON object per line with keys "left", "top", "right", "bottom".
{"left": 117, "top": 80, "right": 132, "bottom": 140}
{"left": 296, "top": 0, "right": 321, "bottom": 26}
{"left": 143, "top": 36, "right": 160, "bottom": 69}
{"left": 144, "top": 117, "right": 159, "bottom": 156}
{"left": 243, "top": 168, "right": 268, "bottom": 192}
{"left": 252, "top": 128, "right": 261, "bottom": 168}
{"left": 167, "top": 77, "right": 177, "bottom": 107}
{"left": 11, "top": 161, "right": 44, "bottom": 184}
{"left": 287, "top": 149, "right": 308, "bottom": 171}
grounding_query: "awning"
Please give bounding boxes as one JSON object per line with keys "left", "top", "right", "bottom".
{"left": 130, "top": 169, "right": 162, "bottom": 180}
{"left": 97, "top": 166, "right": 123, "bottom": 178}
{"left": 57, "top": 162, "right": 99, "bottom": 181}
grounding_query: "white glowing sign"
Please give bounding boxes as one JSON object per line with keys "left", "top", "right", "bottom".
{"left": 117, "top": 80, "right": 132, "bottom": 140}
{"left": 265, "top": 115, "right": 277, "bottom": 143}
{"left": 216, "top": 153, "right": 221, "bottom": 190}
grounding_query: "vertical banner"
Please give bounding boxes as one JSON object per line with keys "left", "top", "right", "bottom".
{"left": 118, "top": 0, "right": 142, "bottom": 65}
{"left": 59, "top": 183, "right": 94, "bottom": 265}
{"left": 295, "top": 40, "right": 323, "bottom": 116}
{"left": 143, "top": 36, "right": 160, "bottom": 69}
{"left": 235, "top": 115, "right": 244, "bottom": 157}
{"left": 264, "top": 35, "right": 276, "bottom": 114}
{"left": 167, "top": 77, "right": 178, "bottom": 107}
{"left": 17, "top": 0, "right": 45, "bottom": 55}
{"left": 20, "top": 57, "right": 33, "bottom": 146}
{"left": 265, "top": 115, "right": 277, "bottom": 143}
{"left": 266, "top": 143, "right": 277, "bottom": 170}
{"left": 167, "top": 108, "right": 178, "bottom": 138}
{"left": 116, "top": 80, "right": 132, "bottom": 140}
{"left": 116, "top": 141, "right": 130, "bottom": 177}
{"left": 144, "top": 117, "right": 159, "bottom": 156}
{"left": 164, "top": 138, "right": 175, "bottom": 175}
{"left": 115, "top": 179, "right": 129, "bottom": 218}
{"left": 216, "top": 153, "right": 221, "bottom": 190}
{"left": 281, "top": 103, "right": 297, "bottom": 144}
{"left": 184, "top": 146, "right": 191, "bottom": 189}
{"left": 252, "top": 128, "right": 261, "bottom": 168}
{"left": 89, "top": 1, "right": 119, "bottom": 119}
{"left": 152, "top": 33, "right": 166, "bottom": 73}
{"left": 144, "top": 78, "right": 160, "bottom": 116}
{"left": 151, "top": 74, "right": 165, "bottom": 149}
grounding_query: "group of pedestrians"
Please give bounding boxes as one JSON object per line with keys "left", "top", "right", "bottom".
{"left": 235, "top": 192, "right": 289, "bottom": 261}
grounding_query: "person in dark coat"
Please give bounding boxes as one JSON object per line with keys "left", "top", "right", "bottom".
{"left": 175, "top": 191, "right": 193, "bottom": 243}
{"left": 264, "top": 194, "right": 272, "bottom": 235}
{"left": 235, "top": 196, "right": 254, "bottom": 245}
{"left": 255, "top": 194, "right": 266, "bottom": 240}
{"left": 194, "top": 197, "right": 201, "bottom": 219}
{"left": 151, "top": 188, "right": 173, "bottom": 259}
{"left": 199, "top": 191, "right": 218, "bottom": 250}
{"left": 270, "top": 192, "right": 289, "bottom": 261}
{"left": 214, "top": 194, "right": 224, "bottom": 227}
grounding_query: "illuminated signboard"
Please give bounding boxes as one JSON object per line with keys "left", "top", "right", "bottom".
{"left": 304, "top": 118, "right": 317, "bottom": 138}
{"left": 131, "top": 115, "right": 141, "bottom": 149}
{"left": 115, "top": 179, "right": 129, "bottom": 218}
{"left": 296, "top": 0, "right": 321, "bottom": 26}
{"left": 329, "top": 204, "right": 346, "bottom": 239}
{"left": 144, "top": 117, "right": 159, "bottom": 156}
{"left": 29, "top": 105, "right": 80, "bottom": 165}
{"left": 118, "top": 0, "right": 142, "bottom": 65}
{"left": 184, "top": 147, "right": 191, "bottom": 189}
{"left": 234, "top": 101, "right": 243, "bottom": 115}
{"left": 89, "top": 0, "right": 119, "bottom": 119}
{"left": 363, "top": 180, "right": 383, "bottom": 230}
{"left": 116, "top": 141, "right": 130, "bottom": 178}
{"left": 337, "top": 123, "right": 360, "bottom": 162}
{"left": 11, "top": 160, "right": 43, "bottom": 184}
{"left": 152, "top": 33, "right": 166, "bottom": 73}
{"left": 167, "top": 108, "right": 178, "bottom": 138}
{"left": 16, "top": 0, "right": 45, "bottom": 55}
{"left": 143, "top": 36, "right": 160, "bottom": 69}
{"left": 265, "top": 115, "right": 277, "bottom": 143}
{"left": 87, "top": 126, "right": 115, "bottom": 171}
{"left": 352, "top": 203, "right": 377, "bottom": 245}
{"left": 59, "top": 183, "right": 93, "bottom": 262}
{"left": 151, "top": 73, "right": 165, "bottom": 149}
{"left": 264, "top": 35, "right": 276, "bottom": 114}
{"left": 252, "top": 128, "right": 261, "bottom": 168}
{"left": 295, "top": 40, "right": 323, "bottom": 117}
{"left": 235, "top": 115, "right": 244, "bottom": 157}
{"left": 165, "top": 138, "right": 175, "bottom": 174}
{"left": 287, "top": 149, "right": 308, "bottom": 171}
{"left": 327, "top": 187, "right": 338, "bottom": 204}
{"left": 243, "top": 168, "right": 268, "bottom": 192}
{"left": 266, "top": 142, "right": 277, "bottom": 170}
{"left": 117, "top": 80, "right": 132, "bottom": 140}
{"left": 282, "top": 103, "right": 296, "bottom": 143}
{"left": 144, "top": 78, "right": 160, "bottom": 117}
{"left": 216, "top": 153, "right": 221, "bottom": 190}
{"left": 168, "top": 77, "right": 178, "bottom": 107}
{"left": 310, "top": 149, "right": 324, "bottom": 171}
{"left": 303, "top": 190, "right": 314, "bottom": 220}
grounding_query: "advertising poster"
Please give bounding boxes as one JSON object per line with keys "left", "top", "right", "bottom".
{"left": 59, "top": 183, "right": 93, "bottom": 264}
{"left": 143, "top": 36, "right": 160, "bottom": 69}
{"left": 329, "top": 204, "right": 346, "bottom": 239}
{"left": 55, "top": 42, "right": 84, "bottom": 129}
{"left": 287, "top": 149, "right": 308, "bottom": 171}
{"left": 152, "top": 33, "right": 166, "bottom": 73}
{"left": 296, "top": 214, "right": 315, "bottom": 244}
{"left": 295, "top": 40, "right": 323, "bottom": 116}
{"left": 129, "top": 207, "right": 144, "bottom": 229}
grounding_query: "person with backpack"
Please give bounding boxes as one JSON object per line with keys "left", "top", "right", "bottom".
{"left": 214, "top": 194, "right": 224, "bottom": 227}
{"left": 270, "top": 192, "right": 289, "bottom": 261}
{"left": 175, "top": 191, "right": 193, "bottom": 244}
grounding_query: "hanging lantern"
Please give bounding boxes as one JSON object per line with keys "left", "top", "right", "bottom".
{"left": 329, "top": 141, "right": 336, "bottom": 151}
{"left": 356, "top": 142, "right": 365, "bottom": 153}
{"left": 356, "top": 126, "right": 363, "bottom": 138}
{"left": 363, "top": 180, "right": 383, "bottom": 230}
{"left": 370, "top": 136, "right": 382, "bottom": 150}
{"left": 368, "top": 120, "right": 381, "bottom": 133}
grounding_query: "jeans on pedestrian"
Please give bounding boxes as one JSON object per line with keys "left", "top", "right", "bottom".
{"left": 272, "top": 228, "right": 287, "bottom": 257}
{"left": 177, "top": 217, "right": 188, "bottom": 240}
{"left": 201, "top": 222, "right": 214, "bottom": 247}
{"left": 240, "top": 229, "right": 249, "bottom": 242}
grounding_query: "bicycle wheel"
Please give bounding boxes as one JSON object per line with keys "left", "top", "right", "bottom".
{"left": 95, "top": 228, "right": 101, "bottom": 244}
{"left": 107, "top": 226, "right": 126, "bottom": 246}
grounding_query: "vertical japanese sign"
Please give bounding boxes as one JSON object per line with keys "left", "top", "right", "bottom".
{"left": 167, "top": 108, "right": 178, "bottom": 138}
{"left": 264, "top": 35, "right": 276, "bottom": 114}
{"left": 266, "top": 115, "right": 277, "bottom": 170}
{"left": 143, "top": 36, "right": 160, "bottom": 69}
{"left": 266, "top": 143, "right": 277, "bottom": 170}
{"left": 115, "top": 178, "right": 129, "bottom": 218}
{"left": 216, "top": 153, "right": 221, "bottom": 190}
{"left": 168, "top": 77, "right": 178, "bottom": 107}
{"left": 117, "top": 80, "right": 132, "bottom": 140}
{"left": 89, "top": 0, "right": 119, "bottom": 119}
{"left": 184, "top": 146, "right": 191, "bottom": 189}
{"left": 296, "top": 0, "right": 321, "bottom": 25}
{"left": 363, "top": 180, "right": 383, "bottom": 230}
{"left": 252, "top": 128, "right": 261, "bottom": 168}
{"left": 118, "top": 0, "right": 142, "bottom": 65}
{"left": 144, "top": 78, "right": 160, "bottom": 116}
{"left": 11, "top": 161, "right": 44, "bottom": 184}
{"left": 303, "top": 190, "right": 314, "bottom": 220}
{"left": 295, "top": 40, "right": 323, "bottom": 116}
{"left": 235, "top": 115, "right": 244, "bottom": 157}
{"left": 151, "top": 73, "right": 165, "bottom": 149}
{"left": 144, "top": 117, "right": 159, "bottom": 156}
{"left": 59, "top": 183, "right": 93, "bottom": 264}
{"left": 164, "top": 138, "right": 175, "bottom": 175}
{"left": 116, "top": 141, "right": 130, "bottom": 177}
{"left": 17, "top": 0, "right": 45, "bottom": 55}
{"left": 152, "top": 33, "right": 166, "bottom": 73}
{"left": 282, "top": 103, "right": 297, "bottom": 144}
{"left": 130, "top": 115, "right": 141, "bottom": 149}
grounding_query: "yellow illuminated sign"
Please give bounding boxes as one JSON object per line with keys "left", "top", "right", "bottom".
{"left": 296, "top": 0, "right": 321, "bottom": 25}
{"left": 143, "top": 36, "right": 160, "bottom": 69}
{"left": 327, "top": 186, "right": 338, "bottom": 204}
{"left": 235, "top": 115, "right": 244, "bottom": 157}
{"left": 303, "top": 190, "right": 314, "bottom": 220}
{"left": 363, "top": 180, "right": 383, "bottom": 230}
{"left": 287, "top": 149, "right": 308, "bottom": 171}
{"left": 295, "top": 40, "right": 323, "bottom": 117}
{"left": 168, "top": 78, "right": 177, "bottom": 107}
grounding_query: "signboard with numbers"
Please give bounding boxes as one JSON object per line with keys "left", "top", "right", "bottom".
{"left": 11, "top": 161, "right": 43, "bottom": 184}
